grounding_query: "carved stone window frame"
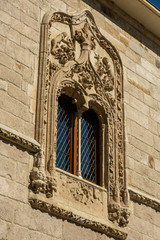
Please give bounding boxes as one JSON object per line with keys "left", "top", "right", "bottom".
{"left": 29, "top": 10, "right": 130, "bottom": 239}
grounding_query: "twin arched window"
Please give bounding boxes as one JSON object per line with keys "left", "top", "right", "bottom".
{"left": 56, "top": 95, "right": 99, "bottom": 184}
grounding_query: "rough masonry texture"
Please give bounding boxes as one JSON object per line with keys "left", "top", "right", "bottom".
{"left": 0, "top": 0, "right": 160, "bottom": 240}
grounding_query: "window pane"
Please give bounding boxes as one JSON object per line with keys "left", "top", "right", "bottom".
{"left": 56, "top": 96, "right": 71, "bottom": 172}
{"left": 81, "top": 110, "right": 98, "bottom": 183}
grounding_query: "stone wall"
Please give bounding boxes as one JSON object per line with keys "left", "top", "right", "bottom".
{"left": 0, "top": 0, "right": 160, "bottom": 239}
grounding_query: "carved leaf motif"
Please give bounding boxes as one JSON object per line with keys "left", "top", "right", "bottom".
{"left": 94, "top": 53, "right": 114, "bottom": 91}
{"left": 51, "top": 32, "right": 75, "bottom": 65}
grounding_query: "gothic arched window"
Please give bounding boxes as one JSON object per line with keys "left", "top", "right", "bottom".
{"left": 30, "top": 10, "right": 129, "bottom": 235}
{"left": 56, "top": 95, "right": 99, "bottom": 184}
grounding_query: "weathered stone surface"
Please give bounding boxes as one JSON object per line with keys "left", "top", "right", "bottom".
{"left": 63, "top": 220, "right": 97, "bottom": 240}
{"left": 14, "top": 202, "right": 63, "bottom": 238}
{"left": 0, "top": 0, "right": 160, "bottom": 239}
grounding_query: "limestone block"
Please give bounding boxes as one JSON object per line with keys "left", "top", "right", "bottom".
{"left": 136, "top": 64, "right": 160, "bottom": 87}
{"left": 126, "top": 156, "right": 135, "bottom": 170}
{"left": 128, "top": 170, "right": 156, "bottom": 197}
{"left": 128, "top": 94, "right": 149, "bottom": 116}
{"left": 0, "top": 196, "right": 15, "bottom": 222}
{"left": 0, "top": 154, "right": 16, "bottom": 180}
{"left": 63, "top": 220, "right": 97, "bottom": 240}
{"left": 0, "top": 9, "right": 12, "bottom": 25}
{"left": 14, "top": 44, "right": 35, "bottom": 69}
{"left": 0, "top": 108, "right": 34, "bottom": 137}
{"left": 155, "top": 158, "right": 160, "bottom": 172}
{"left": 150, "top": 84, "right": 160, "bottom": 102}
{"left": 150, "top": 108, "right": 160, "bottom": 123}
{"left": 126, "top": 141, "right": 148, "bottom": 165}
{"left": 20, "top": 35, "right": 39, "bottom": 55}
{"left": 133, "top": 202, "right": 160, "bottom": 228}
{"left": 128, "top": 228, "right": 143, "bottom": 240}
{"left": 125, "top": 48, "right": 141, "bottom": 65}
{"left": 153, "top": 135, "right": 160, "bottom": 152}
{"left": 20, "top": 11, "right": 40, "bottom": 31}
{"left": 127, "top": 135, "right": 159, "bottom": 160}
{"left": 95, "top": 232, "right": 115, "bottom": 240}
{"left": 127, "top": 69, "right": 151, "bottom": 96}
{"left": 1, "top": 65, "right": 22, "bottom": 87}
{"left": 120, "top": 52, "right": 136, "bottom": 72}
{"left": 124, "top": 79, "right": 144, "bottom": 103}
{"left": 21, "top": 80, "right": 28, "bottom": 92}
{"left": 16, "top": 162, "right": 29, "bottom": 186}
{"left": 11, "top": 0, "right": 40, "bottom": 21}
{"left": 129, "top": 39, "right": 146, "bottom": 58}
{"left": 0, "top": 80, "right": 8, "bottom": 92}
{"left": 128, "top": 214, "right": 154, "bottom": 237}
{"left": 0, "top": 0, "right": 21, "bottom": 20}
{"left": 144, "top": 94, "right": 157, "bottom": 110}
{"left": 153, "top": 225, "right": 160, "bottom": 240}
{"left": 13, "top": 62, "right": 33, "bottom": 84}
{"left": 127, "top": 119, "right": 153, "bottom": 146}
{"left": 120, "top": 34, "right": 129, "bottom": 46}
{"left": 0, "top": 52, "right": 15, "bottom": 70}
{"left": 1, "top": 21, "right": 21, "bottom": 45}
{"left": 14, "top": 202, "right": 63, "bottom": 238}
{"left": 0, "top": 91, "right": 32, "bottom": 122}
{"left": 8, "top": 84, "right": 30, "bottom": 106}
{"left": 0, "top": 35, "right": 5, "bottom": 52}
{"left": 7, "top": 223, "right": 56, "bottom": 240}
{"left": 0, "top": 176, "right": 28, "bottom": 203}
{"left": 0, "top": 219, "right": 8, "bottom": 239}
{"left": 141, "top": 58, "right": 160, "bottom": 78}
{"left": 148, "top": 118, "right": 158, "bottom": 135}
{"left": 125, "top": 104, "right": 149, "bottom": 129}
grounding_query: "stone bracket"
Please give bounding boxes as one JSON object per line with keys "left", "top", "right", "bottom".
{"left": 129, "top": 189, "right": 160, "bottom": 212}
{"left": 0, "top": 123, "right": 40, "bottom": 153}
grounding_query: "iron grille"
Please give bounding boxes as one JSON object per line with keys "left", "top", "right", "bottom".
{"left": 56, "top": 96, "right": 71, "bottom": 172}
{"left": 81, "top": 110, "right": 96, "bottom": 182}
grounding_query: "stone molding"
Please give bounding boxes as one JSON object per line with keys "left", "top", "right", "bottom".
{"left": 29, "top": 197, "right": 127, "bottom": 240}
{"left": 129, "top": 189, "right": 160, "bottom": 212}
{"left": 30, "top": 9, "right": 130, "bottom": 230}
{"left": 0, "top": 123, "right": 40, "bottom": 153}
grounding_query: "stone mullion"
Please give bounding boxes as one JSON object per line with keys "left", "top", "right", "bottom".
{"left": 77, "top": 113, "right": 82, "bottom": 177}
{"left": 100, "top": 124, "right": 105, "bottom": 187}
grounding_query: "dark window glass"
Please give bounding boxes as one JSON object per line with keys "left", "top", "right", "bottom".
{"left": 56, "top": 95, "right": 72, "bottom": 172}
{"left": 56, "top": 96, "right": 99, "bottom": 184}
{"left": 81, "top": 110, "right": 99, "bottom": 183}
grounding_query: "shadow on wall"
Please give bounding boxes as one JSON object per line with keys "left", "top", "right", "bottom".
{"left": 83, "top": 0, "right": 160, "bottom": 56}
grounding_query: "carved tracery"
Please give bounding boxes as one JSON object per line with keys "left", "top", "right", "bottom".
{"left": 30, "top": 10, "right": 130, "bottom": 233}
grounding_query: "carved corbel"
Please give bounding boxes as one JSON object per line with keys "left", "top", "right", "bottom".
{"left": 108, "top": 203, "right": 130, "bottom": 227}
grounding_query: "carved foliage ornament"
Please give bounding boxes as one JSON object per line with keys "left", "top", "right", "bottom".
{"left": 30, "top": 10, "right": 130, "bottom": 232}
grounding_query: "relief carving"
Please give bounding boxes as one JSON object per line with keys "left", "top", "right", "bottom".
{"left": 29, "top": 198, "right": 127, "bottom": 240}
{"left": 30, "top": 153, "right": 57, "bottom": 198}
{"left": 59, "top": 174, "right": 103, "bottom": 206}
{"left": 29, "top": 167, "right": 57, "bottom": 198}
{"left": 51, "top": 32, "right": 75, "bottom": 65}
{"left": 129, "top": 189, "right": 160, "bottom": 212}
{"left": 108, "top": 204, "right": 130, "bottom": 227}
{"left": 33, "top": 10, "right": 129, "bottom": 231}
{"left": 94, "top": 53, "right": 114, "bottom": 91}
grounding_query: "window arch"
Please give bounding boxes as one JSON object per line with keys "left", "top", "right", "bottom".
{"left": 56, "top": 95, "right": 100, "bottom": 184}
{"left": 81, "top": 109, "right": 99, "bottom": 184}
{"left": 30, "top": 10, "right": 130, "bottom": 232}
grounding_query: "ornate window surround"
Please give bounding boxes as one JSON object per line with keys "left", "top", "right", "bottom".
{"left": 29, "top": 10, "right": 130, "bottom": 239}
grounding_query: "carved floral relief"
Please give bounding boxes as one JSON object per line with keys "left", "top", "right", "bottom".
{"left": 29, "top": 10, "right": 130, "bottom": 234}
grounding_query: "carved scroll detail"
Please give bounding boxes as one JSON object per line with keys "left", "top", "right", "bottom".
{"left": 0, "top": 124, "right": 40, "bottom": 153}
{"left": 129, "top": 189, "right": 160, "bottom": 212}
{"left": 33, "top": 10, "right": 129, "bottom": 228}
{"left": 29, "top": 198, "right": 127, "bottom": 240}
